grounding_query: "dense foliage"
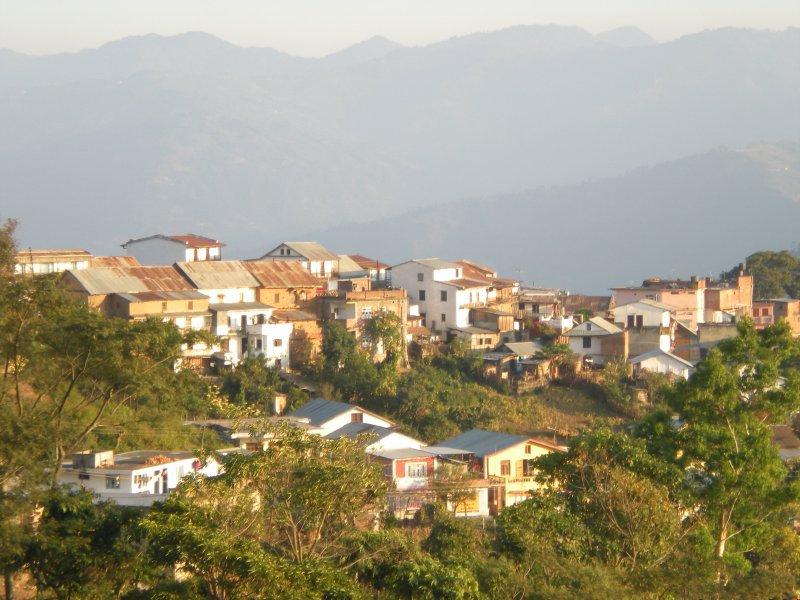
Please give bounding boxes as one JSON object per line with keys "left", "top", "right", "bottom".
{"left": 724, "top": 249, "right": 800, "bottom": 299}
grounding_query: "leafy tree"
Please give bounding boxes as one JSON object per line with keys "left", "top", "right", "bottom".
{"left": 26, "top": 488, "right": 144, "bottom": 599}
{"left": 723, "top": 250, "right": 800, "bottom": 299}
{"left": 221, "top": 355, "right": 281, "bottom": 408}
{"left": 661, "top": 320, "right": 800, "bottom": 572}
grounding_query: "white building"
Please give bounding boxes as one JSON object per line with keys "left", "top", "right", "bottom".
{"left": 629, "top": 349, "right": 695, "bottom": 380}
{"left": 325, "top": 423, "right": 424, "bottom": 453}
{"left": 390, "top": 259, "right": 491, "bottom": 335}
{"left": 612, "top": 299, "right": 675, "bottom": 329}
{"left": 59, "top": 449, "right": 223, "bottom": 507}
{"left": 287, "top": 398, "right": 395, "bottom": 438}
{"left": 257, "top": 242, "right": 340, "bottom": 279}
{"left": 564, "top": 317, "right": 626, "bottom": 365}
{"left": 209, "top": 303, "right": 292, "bottom": 368}
{"left": 14, "top": 249, "right": 92, "bottom": 275}
{"left": 121, "top": 234, "right": 223, "bottom": 266}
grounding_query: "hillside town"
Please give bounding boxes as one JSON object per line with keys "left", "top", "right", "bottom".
{"left": 5, "top": 221, "right": 800, "bottom": 600}
{"left": 12, "top": 234, "right": 800, "bottom": 521}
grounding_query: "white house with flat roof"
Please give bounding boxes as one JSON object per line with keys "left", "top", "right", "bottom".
{"left": 390, "top": 259, "right": 491, "bottom": 335}
{"left": 59, "top": 449, "right": 226, "bottom": 507}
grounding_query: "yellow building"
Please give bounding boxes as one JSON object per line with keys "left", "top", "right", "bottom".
{"left": 438, "top": 429, "right": 565, "bottom": 515}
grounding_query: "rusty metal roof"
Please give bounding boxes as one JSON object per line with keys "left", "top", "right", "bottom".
{"left": 114, "top": 291, "right": 207, "bottom": 303}
{"left": 122, "top": 233, "right": 224, "bottom": 249}
{"left": 271, "top": 309, "right": 318, "bottom": 322}
{"left": 90, "top": 256, "right": 141, "bottom": 268}
{"left": 243, "top": 261, "right": 321, "bottom": 288}
{"left": 66, "top": 266, "right": 193, "bottom": 295}
{"left": 349, "top": 254, "right": 390, "bottom": 270}
{"left": 175, "top": 261, "right": 260, "bottom": 290}
{"left": 15, "top": 249, "right": 91, "bottom": 263}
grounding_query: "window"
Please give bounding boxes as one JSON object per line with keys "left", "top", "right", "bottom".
{"left": 440, "top": 290, "right": 447, "bottom": 302}
{"left": 525, "top": 444, "right": 532, "bottom": 455}
{"left": 582, "top": 336, "right": 592, "bottom": 349}
{"left": 256, "top": 339, "right": 263, "bottom": 350}
{"left": 441, "top": 313, "right": 446, "bottom": 323}
{"left": 627, "top": 315, "right": 635, "bottom": 328}
{"left": 105, "top": 476, "right": 121, "bottom": 489}
{"left": 161, "top": 302, "right": 168, "bottom": 313}
{"left": 188, "top": 301, "right": 194, "bottom": 310}
{"left": 406, "top": 463, "right": 427, "bottom": 478}
{"left": 635, "top": 315, "right": 644, "bottom": 328}
{"left": 417, "top": 273, "right": 424, "bottom": 282}
{"left": 361, "top": 306, "right": 373, "bottom": 320}
{"left": 500, "top": 460, "right": 511, "bottom": 476}
{"left": 275, "top": 293, "right": 280, "bottom": 303}
{"left": 419, "top": 290, "right": 426, "bottom": 301}
{"left": 351, "top": 412, "right": 363, "bottom": 423}
{"left": 78, "top": 472, "right": 90, "bottom": 481}
{"left": 586, "top": 322, "right": 592, "bottom": 331}
{"left": 273, "top": 339, "right": 282, "bottom": 347}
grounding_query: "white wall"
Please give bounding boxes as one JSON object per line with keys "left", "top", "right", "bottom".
{"left": 59, "top": 456, "right": 220, "bottom": 506}
{"left": 613, "top": 302, "right": 670, "bottom": 328}
{"left": 316, "top": 410, "right": 394, "bottom": 437}
{"left": 198, "top": 287, "right": 257, "bottom": 305}
{"left": 248, "top": 321, "right": 293, "bottom": 368}
{"left": 125, "top": 238, "right": 185, "bottom": 266}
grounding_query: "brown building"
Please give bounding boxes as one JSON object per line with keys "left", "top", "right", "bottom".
{"left": 243, "top": 261, "right": 323, "bottom": 308}
{"left": 772, "top": 299, "right": 800, "bottom": 337}
{"left": 752, "top": 301, "right": 775, "bottom": 330}
{"left": 307, "top": 289, "right": 409, "bottom": 357}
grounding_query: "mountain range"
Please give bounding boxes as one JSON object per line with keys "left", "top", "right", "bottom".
{"left": 1, "top": 25, "right": 799, "bottom": 289}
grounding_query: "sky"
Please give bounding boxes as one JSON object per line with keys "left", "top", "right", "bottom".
{"left": 1, "top": 0, "right": 799, "bottom": 56}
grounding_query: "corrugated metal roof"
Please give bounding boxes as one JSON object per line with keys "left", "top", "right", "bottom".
{"left": 176, "top": 261, "right": 260, "bottom": 290}
{"left": 338, "top": 255, "right": 366, "bottom": 274}
{"left": 243, "top": 261, "right": 321, "bottom": 288}
{"left": 564, "top": 317, "right": 623, "bottom": 337}
{"left": 437, "top": 429, "right": 532, "bottom": 458}
{"left": 15, "top": 249, "right": 91, "bottom": 263}
{"left": 444, "top": 278, "right": 492, "bottom": 290}
{"left": 66, "top": 266, "right": 193, "bottom": 295}
{"left": 260, "top": 242, "right": 339, "bottom": 262}
{"left": 271, "top": 309, "right": 318, "bottom": 322}
{"left": 114, "top": 291, "right": 207, "bottom": 302}
{"left": 122, "top": 233, "right": 224, "bottom": 249}
{"left": 288, "top": 398, "right": 393, "bottom": 427}
{"left": 501, "top": 342, "right": 544, "bottom": 356}
{"left": 324, "top": 423, "right": 396, "bottom": 441}
{"left": 90, "top": 256, "right": 141, "bottom": 268}
{"left": 413, "top": 258, "right": 461, "bottom": 270}
{"left": 438, "top": 429, "right": 563, "bottom": 457}
{"left": 209, "top": 302, "right": 273, "bottom": 312}
{"left": 349, "top": 254, "right": 390, "bottom": 270}
{"left": 169, "top": 234, "right": 224, "bottom": 248}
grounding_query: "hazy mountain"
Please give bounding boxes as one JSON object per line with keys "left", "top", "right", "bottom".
{"left": 595, "top": 27, "right": 657, "bottom": 48}
{"left": 308, "top": 144, "right": 800, "bottom": 293}
{"left": 322, "top": 36, "right": 403, "bottom": 67}
{"left": 1, "top": 26, "right": 799, "bottom": 259}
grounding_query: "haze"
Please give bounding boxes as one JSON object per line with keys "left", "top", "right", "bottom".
{"left": 2, "top": 0, "right": 800, "bottom": 56}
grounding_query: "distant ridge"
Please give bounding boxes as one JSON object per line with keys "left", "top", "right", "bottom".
{"left": 322, "top": 35, "right": 403, "bottom": 66}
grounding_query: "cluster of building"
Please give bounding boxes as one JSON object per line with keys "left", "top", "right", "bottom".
{"left": 31, "top": 234, "right": 800, "bottom": 517}
{"left": 16, "top": 234, "right": 800, "bottom": 386}
{"left": 61, "top": 398, "right": 566, "bottom": 517}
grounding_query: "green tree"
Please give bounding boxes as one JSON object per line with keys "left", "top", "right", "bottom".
{"left": 724, "top": 250, "right": 800, "bottom": 299}
{"left": 663, "top": 320, "right": 800, "bottom": 571}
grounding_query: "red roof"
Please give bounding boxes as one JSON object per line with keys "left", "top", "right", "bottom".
{"left": 349, "top": 254, "right": 390, "bottom": 270}
{"left": 169, "top": 234, "right": 224, "bottom": 248}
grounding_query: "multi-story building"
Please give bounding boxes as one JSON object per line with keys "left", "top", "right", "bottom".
{"left": 121, "top": 234, "right": 224, "bottom": 266}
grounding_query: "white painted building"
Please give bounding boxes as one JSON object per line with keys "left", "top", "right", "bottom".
{"left": 325, "top": 423, "right": 424, "bottom": 453}
{"left": 630, "top": 349, "right": 695, "bottom": 380}
{"left": 612, "top": 299, "right": 675, "bottom": 329}
{"left": 257, "top": 242, "right": 340, "bottom": 279}
{"left": 121, "top": 234, "right": 223, "bottom": 266}
{"left": 288, "top": 398, "right": 395, "bottom": 438}
{"left": 14, "top": 249, "right": 92, "bottom": 275}
{"left": 390, "top": 259, "right": 490, "bottom": 335}
{"left": 59, "top": 449, "right": 223, "bottom": 507}
{"left": 564, "top": 317, "right": 626, "bottom": 365}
